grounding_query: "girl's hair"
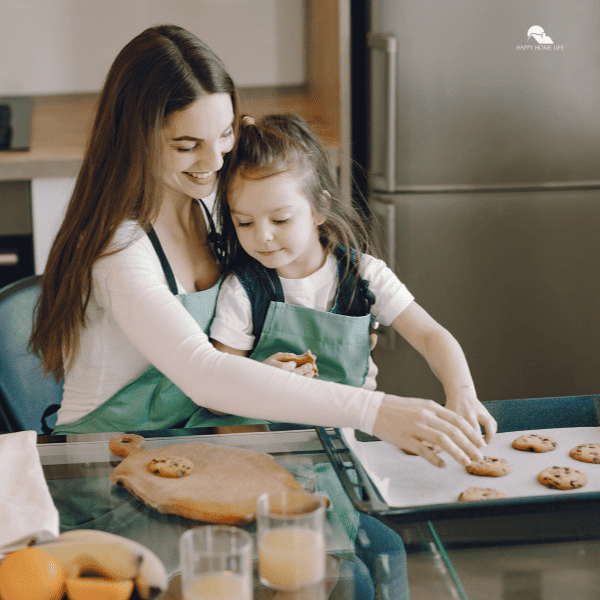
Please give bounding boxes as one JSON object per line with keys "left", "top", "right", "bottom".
{"left": 30, "top": 24, "right": 239, "bottom": 380}
{"left": 217, "top": 113, "right": 375, "bottom": 279}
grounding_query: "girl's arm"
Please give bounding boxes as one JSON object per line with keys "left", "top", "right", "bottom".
{"left": 392, "top": 301, "right": 497, "bottom": 442}
{"left": 211, "top": 341, "right": 248, "bottom": 357}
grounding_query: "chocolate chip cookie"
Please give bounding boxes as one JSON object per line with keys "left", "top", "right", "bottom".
{"left": 458, "top": 487, "right": 509, "bottom": 501}
{"left": 570, "top": 443, "right": 600, "bottom": 464}
{"left": 512, "top": 434, "right": 557, "bottom": 453}
{"left": 147, "top": 456, "right": 195, "bottom": 478}
{"left": 538, "top": 466, "right": 587, "bottom": 490}
{"left": 466, "top": 456, "right": 512, "bottom": 477}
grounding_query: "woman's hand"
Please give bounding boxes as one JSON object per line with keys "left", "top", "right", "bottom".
{"left": 390, "top": 303, "right": 497, "bottom": 446}
{"left": 262, "top": 352, "right": 317, "bottom": 377}
{"left": 373, "top": 395, "right": 487, "bottom": 468}
{"left": 444, "top": 388, "right": 497, "bottom": 443}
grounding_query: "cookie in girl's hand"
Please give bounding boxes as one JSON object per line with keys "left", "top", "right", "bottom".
{"left": 279, "top": 350, "right": 318, "bottom": 376}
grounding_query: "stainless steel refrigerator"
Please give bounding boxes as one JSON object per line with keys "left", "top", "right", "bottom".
{"left": 356, "top": 1, "right": 600, "bottom": 403}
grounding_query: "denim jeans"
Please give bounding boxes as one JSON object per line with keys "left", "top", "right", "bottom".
{"left": 331, "top": 512, "right": 410, "bottom": 600}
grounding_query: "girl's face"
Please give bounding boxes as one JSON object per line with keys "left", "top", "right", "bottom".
{"left": 228, "top": 171, "right": 326, "bottom": 279}
{"left": 161, "top": 93, "right": 235, "bottom": 201}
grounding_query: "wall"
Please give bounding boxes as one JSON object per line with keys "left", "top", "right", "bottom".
{"left": 0, "top": 0, "right": 305, "bottom": 95}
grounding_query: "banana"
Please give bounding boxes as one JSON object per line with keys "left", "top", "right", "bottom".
{"left": 54, "top": 529, "right": 168, "bottom": 600}
{"left": 34, "top": 538, "right": 142, "bottom": 580}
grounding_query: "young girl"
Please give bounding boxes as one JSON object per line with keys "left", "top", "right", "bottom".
{"left": 211, "top": 114, "right": 495, "bottom": 437}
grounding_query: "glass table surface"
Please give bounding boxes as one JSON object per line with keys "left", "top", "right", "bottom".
{"left": 37, "top": 428, "right": 600, "bottom": 600}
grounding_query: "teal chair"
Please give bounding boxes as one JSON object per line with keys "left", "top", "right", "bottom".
{"left": 0, "top": 275, "right": 62, "bottom": 434}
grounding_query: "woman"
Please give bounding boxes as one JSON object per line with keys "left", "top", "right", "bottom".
{"left": 30, "top": 24, "right": 494, "bottom": 460}
{"left": 29, "top": 24, "right": 495, "bottom": 600}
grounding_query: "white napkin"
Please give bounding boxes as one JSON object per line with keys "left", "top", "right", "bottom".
{"left": 0, "top": 431, "right": 59, "bottom": 557}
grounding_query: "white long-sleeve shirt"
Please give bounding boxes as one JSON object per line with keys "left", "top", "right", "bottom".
{"left": 57, "top": 217, "right": 384, "bottom": 433}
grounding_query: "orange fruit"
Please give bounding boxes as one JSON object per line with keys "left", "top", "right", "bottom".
{"left": 0, "top": 546, "right": 65, "bottom": 600}
{"left": 65, "top": 577, "right": 134, "bottom": 600}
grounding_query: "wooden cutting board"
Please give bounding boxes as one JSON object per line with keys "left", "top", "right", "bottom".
{"left": 108, "top": 434, "right": 311, "bottom": 525}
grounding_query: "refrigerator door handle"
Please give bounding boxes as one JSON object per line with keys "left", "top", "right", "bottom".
{"left": 367, "top": 32, "right": 397, "bottom": 192}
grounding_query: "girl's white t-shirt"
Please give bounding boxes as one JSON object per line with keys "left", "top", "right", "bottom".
{"left": 210, "top": 253, "right": 414, "bottom": 391}
{"left": 57, "top": 196, "right": 385, "bottom": 433}
{"left": 211, "top": 253, "right": 414, "bottom": 351}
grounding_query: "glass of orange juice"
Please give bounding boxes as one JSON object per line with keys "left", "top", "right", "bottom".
{"left": 256, "top": 490, "right": 326, "bottom": 590}
{"left": 179, "top": 526, "right": 253, "bottom": 600}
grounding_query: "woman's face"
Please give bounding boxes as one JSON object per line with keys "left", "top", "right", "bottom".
{"left": 228, "top": 171, "right": 326, "bottom": 279}
{"left": 161, "top": 93, "right": 235, "bottom": 201}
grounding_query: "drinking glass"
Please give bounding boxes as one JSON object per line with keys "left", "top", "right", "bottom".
{"left": 179, "top": 525, "right": 253, "bottom": 600}
{"left": 256, "top": 490, "right": 326, "bottom": 590}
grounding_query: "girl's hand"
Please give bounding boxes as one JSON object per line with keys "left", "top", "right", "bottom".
{"left": 444, "top": 390, "right": 497, "bottom": 443}
{"left": 262, "top": 352, "right": 317, "bottom": 377}
{"left": 373, "top": 395, "right": 486, "bottom": 468}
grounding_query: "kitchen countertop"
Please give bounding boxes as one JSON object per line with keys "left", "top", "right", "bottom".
{"left": 0, "top": 88, "right": 338, "bottom": 182}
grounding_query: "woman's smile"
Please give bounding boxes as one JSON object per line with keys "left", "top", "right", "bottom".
{"left": 184, "top": 171, "right": 216, "bottom": 184}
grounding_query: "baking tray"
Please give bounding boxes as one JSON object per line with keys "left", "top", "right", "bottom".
{"left": 316, "top": 395, "right": 600, "bottom": 523}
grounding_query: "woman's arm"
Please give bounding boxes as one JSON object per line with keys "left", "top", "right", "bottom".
{"left": 374, "top": 394, "right": 485, "bottom": 468}
{"left": 92, "top": 237, "right": 485, "bottom": 466}
{"left": 391, "top": 301, "right": 497, "bottom": 442}
{"left": 208, "top": 342, "right": 316, "bottom": 417}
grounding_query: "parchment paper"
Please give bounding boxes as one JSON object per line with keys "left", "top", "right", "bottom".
{"left": 341, "top": 427, "right": 600, "bottom": 507}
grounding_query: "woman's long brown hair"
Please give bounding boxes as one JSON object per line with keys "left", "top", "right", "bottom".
{"left": 30, "top": 25, "right": 239, "bottom": 380}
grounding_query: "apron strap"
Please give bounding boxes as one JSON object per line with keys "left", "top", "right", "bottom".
{"left": 332, "top": 247, "right": 376, "bottom": 318}
{"left": 236, "top": 248, "right": 376, "bottom": 348}
{"left": 147, "top": 227, "right": 178, "bottom": 296}
{"left": 40, "top": 403, "right": 60, "bottom": 435}
{"left": 235, "top": 264, "right": 285, "bottom": 344}
{"left": 198, "top": 198, "right": 226, "bottom": 266}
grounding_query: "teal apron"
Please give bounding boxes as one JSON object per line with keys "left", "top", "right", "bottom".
{"left": 250, "top": 302, "right": 372, "bottom": 387}
{"left": 53, "top": 227, "right": 268, "bottom": 434}
{"left": 236, "top": 250, "right": 375, "bottom": 388}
